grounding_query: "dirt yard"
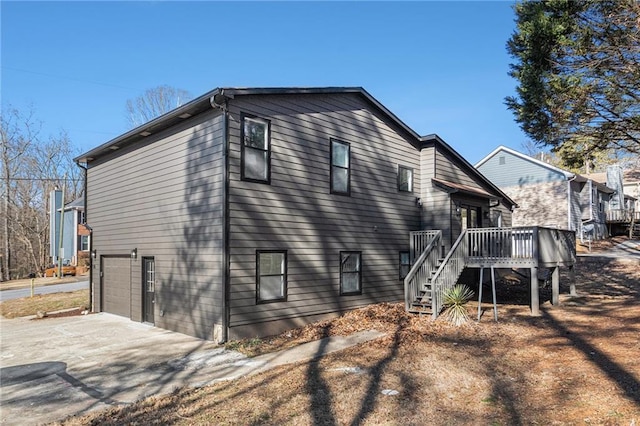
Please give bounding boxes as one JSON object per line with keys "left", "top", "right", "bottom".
{"left": 54, "top": 256, "right": 640, "bottom": 426}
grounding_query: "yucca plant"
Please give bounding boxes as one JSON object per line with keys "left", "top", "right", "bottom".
{"left": 442, "top": 284, "right": 474, "bottom": 326}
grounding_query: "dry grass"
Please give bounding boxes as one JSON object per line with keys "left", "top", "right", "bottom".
{"left": 576, "top": 235, "right": 630, "bottom": 254}
{"left": 0, "top": 290, "right": 89, "bottom": 319}
{"left": 57, "top": 259, "right": 640, "bottom": 425}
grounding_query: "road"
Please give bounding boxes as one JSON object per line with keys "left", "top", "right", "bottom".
{"left": 0, "top": 280, "right": 89, "bottom": 302}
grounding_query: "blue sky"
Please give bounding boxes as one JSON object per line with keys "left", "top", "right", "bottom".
{"left": 2, "top": 1, "right": 527, "bottom": 164}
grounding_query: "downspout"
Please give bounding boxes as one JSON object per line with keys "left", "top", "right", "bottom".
{"left": 76, "top": 162, "right": 92, "bottom": 312}
{"left": 211, "top": 91, "right": 230, "bottom": 344}
{"left": 567, "top": 174, "right": 577, "bottom": 238}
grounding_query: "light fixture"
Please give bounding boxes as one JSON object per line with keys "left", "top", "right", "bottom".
{"left": 415, "top": 197, "right": 423, "bottom": 207}
{"left": 131, "top": 248, "right": 137, "bottom": 260}
{"left": 109, "top": 145, "right": 120, "bottom": 150}
{"left": 91, "top": 249, "right": 97, "bottom": 259}
{"left": 139, "top": 131, "right": 152, "bottom": 137}
{"left": 178, "top": 113, "right": 192, "bottom": 119}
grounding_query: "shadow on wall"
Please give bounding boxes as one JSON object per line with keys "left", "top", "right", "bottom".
{"left": 223, "top": 96, "right": 421, "bottom": 336}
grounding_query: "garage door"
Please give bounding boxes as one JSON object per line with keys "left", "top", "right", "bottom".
{"left": 102, "top": 256, "right": 131, "bottom": 318}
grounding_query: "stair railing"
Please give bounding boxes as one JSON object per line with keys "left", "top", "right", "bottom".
{"left": 404, "top": 230, "right": 442, "bottom": 311}
{"left": 428, "top": 230, "right": 469, "bottom": 319}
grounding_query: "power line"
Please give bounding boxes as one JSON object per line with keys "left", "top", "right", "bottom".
{"left": 6, "top": 177, "right": 83, "bottom": 182}
{"left": 2, "top": 66, "right": 138, "bottom": 91}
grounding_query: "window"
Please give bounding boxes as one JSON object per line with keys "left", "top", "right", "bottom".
{"left": 340, "top": 251, "right": 361, "bottom": 295}
{"left": 398, "top": 166, "right": 413, "bottom": 192}
{"left": 242, "top": 115, "right": 271, "bottom": 183}
{"left": 399, "top": 251, "right": 410, "bottom": 280}
{"left": 330, "top": 139, "right": 350, "bottom": 195}
{"left": 80, "top": 235, "right": 89, "bottom": 252}
{"left": 256, "top": 251, "right": 287, "bottom": 303}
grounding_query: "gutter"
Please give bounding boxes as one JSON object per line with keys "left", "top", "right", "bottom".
{"left": 567, "top": 174, "right": 577, "bottom": 234}
{"left": 75, "top": 161, "right": 93, "bottom": 312}
{"left": 210, "top": 91, "right": 230, "bottom": 344}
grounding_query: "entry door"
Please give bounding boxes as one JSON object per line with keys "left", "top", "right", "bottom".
{"left": 143, "top": 257, "right": 155, "bottom": 324}
{"left": 461, "top": 205, "right": 480, "bottom": 230}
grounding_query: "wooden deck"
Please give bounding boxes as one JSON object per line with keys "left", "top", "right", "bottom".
{"left": 405, "top": 227, "right": 576, "bottom": 319}
{"left": 606, "top": 209, "right": 640, "bottom": 224}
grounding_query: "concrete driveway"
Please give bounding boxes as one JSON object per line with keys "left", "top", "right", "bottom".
{"left": 0, "top": 312, "right": 383, "bottom": 425}
{"left": 0, "top": 313, "right": 245, "bottom": 425}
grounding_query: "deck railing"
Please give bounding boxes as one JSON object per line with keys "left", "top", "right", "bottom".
{"left": 466, "top": 227, "right": 538, "bottom": 266}
{"left": 404, "top": 230, "right": 441, "bottom": 311}
{"left": 409, "top": 230, "right": 441, "bottom": 263}
{"left": 429, "top": 230, "right": 469, "bottom": 319}
{"left": 606, "top": 209, "right": 640, "bottom": 223}
{"left": 406, "top": 226, "right": 576, "bottom": 318}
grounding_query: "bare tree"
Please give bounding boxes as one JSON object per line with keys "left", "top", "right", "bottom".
{"left": 0, "top": 106, "right": 81, "bottom": 280}
{"left": 125, "top": 85, "right": 192, "bottom": 128}
{"left": 1, "top": 107, "right": 38, "bottom": 281}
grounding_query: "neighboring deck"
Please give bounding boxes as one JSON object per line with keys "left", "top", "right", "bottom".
{"left": 606, "top": 209, "right": 640, "bottom": 224}
{"left": 405, "top": 227, "right": 576, "bottom": 319}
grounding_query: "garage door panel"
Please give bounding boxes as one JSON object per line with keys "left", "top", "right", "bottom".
{"left": 102, "top": 257, "right": 131, "bottom": 318}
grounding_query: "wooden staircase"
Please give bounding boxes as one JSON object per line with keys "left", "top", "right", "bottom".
{"left": 407, "top": 257, "right": 443, "bottom": 316}
{"left": 404, "top": 230, "right": 469, "bottom": 318}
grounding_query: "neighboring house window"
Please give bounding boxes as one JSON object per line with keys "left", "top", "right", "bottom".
{"left": 256, "top": 250, "right": 287, "bottom": 303}
{"left": 398, "top": 166, "right": 413, "bottom": 192}
{"left": 340, "top": 251, "right": 361, "bottom": 295}
{"left": 79, "top": 211, "right": 85, "bottom": 224}
{"left": 399, "top": 251, "right": 410, "bottom": 280}
{"left": 330, "top": 139, "right": 350, "bottom": 195}
{"left": 242, "top": 115, "right": 271, "bottom": 183}
{"left": 80, "top": 235, "right": 89, "bottom": 252}
{"left": 598, "top": 193, "right": 604, "bottom": 213}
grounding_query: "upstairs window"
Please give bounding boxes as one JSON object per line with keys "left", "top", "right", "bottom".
{"left": 242, "top": 115, "right": 271, "bottom": 183}
{"left": 340, "top": 251, "right": 361, "bottom": 295}
{"left": 331, "top": 139, "right": 350, "bottom": 195}
{"left": 398, "top": 166, "right": 413, "bottom": 192}
{"left": 256, "top": 251, "right": 287, "bottom": 303}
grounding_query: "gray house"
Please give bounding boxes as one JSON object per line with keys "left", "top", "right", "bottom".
{"left": 75, "top": 87, "right": 515, "bottom": 341}
{"left": 48, "top": 190, "right": 89, "bottom": 268}
{"left": 476, "top": 146, "right": 615, "bottom": 241}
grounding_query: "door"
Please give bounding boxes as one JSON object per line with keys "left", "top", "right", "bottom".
{"left": 460, "top": 205, "right": 480, "bottom": 230}
{"left": 143, "top": 257, "right": 155, "bottom": 324}
{"left": 102, "top": 256, "right": 131, "bottom": 318}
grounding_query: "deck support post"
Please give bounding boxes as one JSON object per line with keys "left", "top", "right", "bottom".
{"left": 569, "top": 265, "right": 577, "bottom": 296}
{"left": 477, "top": 266, "right": 498, "bottom": 321}
{"left": 491, "top": 266, "right": 497, "bottom": 321}
{"left": 551, "top": 266, "right": 559, "bottom": 305}
{"left": 477, "top": 267, "right": 484, "bottom": 321}
{"left": 530, "top": 267, "right": 540, "bottom": 316}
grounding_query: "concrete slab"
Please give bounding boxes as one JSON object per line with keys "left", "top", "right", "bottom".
{"left": 0, "top": 313, "right": 383, "bottom": 425}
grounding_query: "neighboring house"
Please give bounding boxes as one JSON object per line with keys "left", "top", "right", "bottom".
{"left": 48, "top": 190, "right": 89, "bottom": 269}
{"left": 585, "top": 167, "right": 640, "bottom": 212}
{"left": 75, "top": 87, "right": 516, "bottom": 341}
{"left": 475, "top": 146, "right": 615, "bottom": 241}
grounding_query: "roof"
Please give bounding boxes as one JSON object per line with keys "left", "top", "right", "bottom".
{"left": 74, "top": 86, "right": 517, "bottom": 208}
{"left": 475, "top": 145, "right": 576, "bottom": 179}
{"left": 74, "top": 87, "right": 421, "bottom": 163}
{"left": 585, "top": 169, "right": 640, "bottom": 185}
{"left": 432, "top": 178, "right": 495, "bottom": 199}
{"left": 475, "top": 145, "right": 618, "bottom": 194}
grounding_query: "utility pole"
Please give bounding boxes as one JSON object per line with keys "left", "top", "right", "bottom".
{"left": 57, "top": 175, "right": 66, "bottom": 279}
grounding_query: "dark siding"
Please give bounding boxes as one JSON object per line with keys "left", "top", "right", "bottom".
{"left": 87, "top": 110, "right": 225, "bottom": 340}
{"left": 226, "top": 93, "right": 422, "bottom": 337}
{"left": 434, "top": 145, "right": 487, "bottom": 191}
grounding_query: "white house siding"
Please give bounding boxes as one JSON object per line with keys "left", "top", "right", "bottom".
{"left": 225, "top": 93, "right": 422, "bottom": 338}
{"left": 87, "top": 110, "right": 225, "bottom": 339}
{"left": 502, "top": 181, "right": 569, "bottom": 229}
